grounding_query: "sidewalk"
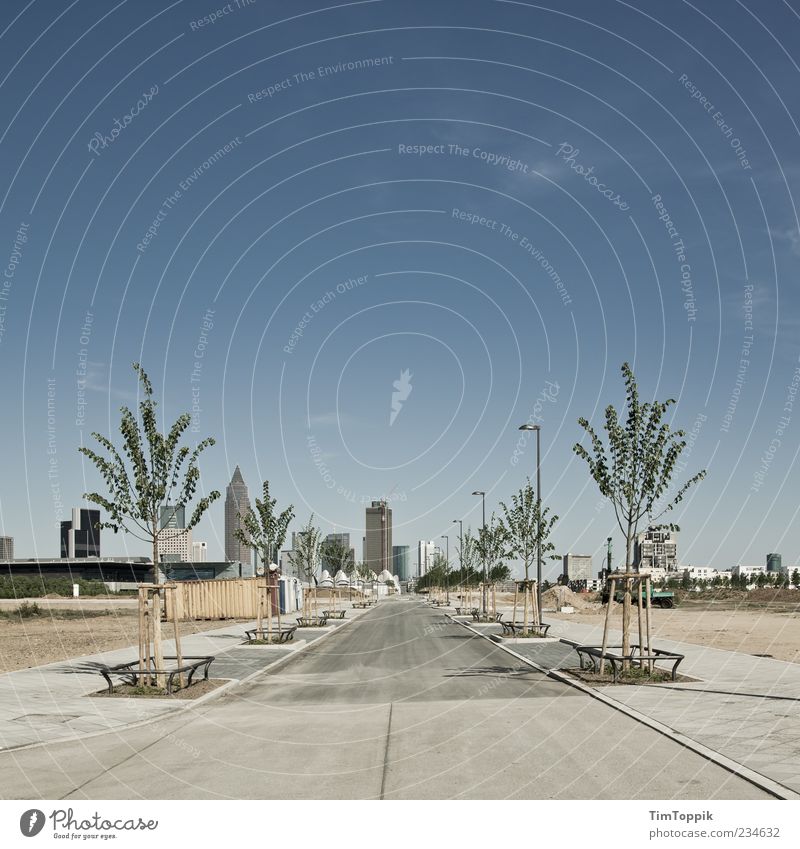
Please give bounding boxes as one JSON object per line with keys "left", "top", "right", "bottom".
{"left": 0, "top": 609, "right": 362, "bottom": 751}
{"left": 507, "top": 616, "right": 800, "bottom": 796}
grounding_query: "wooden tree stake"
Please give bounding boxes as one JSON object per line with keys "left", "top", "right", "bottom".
{"left": 170, "top": 585, "right": 184, "bottom": 690}
{"left": 138, "top": 587, "right": 146, "bottom": 677}
{"left": 600, "top": 578, "right": 616, "bottom": 672}
{"left": 645, "top": 575, "right": 653, "bottom": 673}
{"left": 636, "top": 576, "right": 645, "bottom": 667}
{"left": 152, "top": 588, "right": 165, "bottom": 689}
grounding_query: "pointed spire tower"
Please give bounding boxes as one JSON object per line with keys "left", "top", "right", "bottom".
{"left": 225, "top": 465, "right": 252, "bottom": 564}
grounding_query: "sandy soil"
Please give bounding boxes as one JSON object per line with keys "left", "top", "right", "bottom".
{"left": 475, "top": 587, "right": 800, "bottom": 664}
{"left": 548, "top": 604, "right": 800, "bottom": 664}
{"left": 0, "top": 610, "right": 248, "bottom": 674}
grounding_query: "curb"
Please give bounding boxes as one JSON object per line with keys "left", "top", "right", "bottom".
{"left": 0, "top": 607, "right": 372, "bottom": 754}
{"left": 446, "top": 613, "right": 800, "bottom": 801}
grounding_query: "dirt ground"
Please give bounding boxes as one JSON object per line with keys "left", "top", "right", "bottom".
{"left": 0, "top": 609, "right": 247, "bottom": 674}
{"left": 481, "top": 587, "right": 800, "bottom": 664}
{"left": 548, "top": 602, "right": 800, "bottom": 664}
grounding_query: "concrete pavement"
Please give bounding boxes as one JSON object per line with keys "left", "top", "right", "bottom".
{"left": 0, "top": 616, "right": 348, "bottom": 750}
{"left": 0, "top": 599, "right": 770, "bottom": 799}
{"left": 512, "top": 616, "right": 800, "bottom": 797}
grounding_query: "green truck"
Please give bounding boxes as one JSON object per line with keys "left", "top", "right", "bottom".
{"left": 602, "top": 584, "right": 675, "bottom": 608}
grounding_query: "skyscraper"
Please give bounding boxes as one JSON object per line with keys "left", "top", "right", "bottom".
{"left": 0, "top": 536, "right": 13, "bottom": 560}
{"left": 392, "top": 545, "right": 410, "bottom": 581}
{"left": 417, "top": 540, "right": 437, "bottom": 577}
{"left": 159, "top": 504, "right": 186, "bottom": 529}
{"left": 60, "top": 508, "right": 100, "bottom": 558}
{"left": 225, "top": 466, "right": 252, "bottom": 564}
{"left": 365, "top": 501, "right": 392, "bottom": 573}
{"left": 157, "top": 503, "right": 191, "bottom": 562}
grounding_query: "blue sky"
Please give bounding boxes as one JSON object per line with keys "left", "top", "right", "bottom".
{"left": 1, "top": 0, "right": 800, "bottom": 579}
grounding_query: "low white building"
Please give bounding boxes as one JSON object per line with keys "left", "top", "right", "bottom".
{"left": 191, "top": 541, "right": 207, "bottom": 562}
{"left": 682, "top": 566, "right": 734, "bottom": 584}
{"left": 682, "top": 565, "right": 716, "bottom": 582}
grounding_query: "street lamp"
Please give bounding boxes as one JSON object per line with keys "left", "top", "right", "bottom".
{"left": 453, "top": 519, "right": 463, "bottom": 606}
{"left": 452, "top": 519, "right": 463, "bottom": 567}
{"left": 518, "top": 424, "right": 542, "bottom": 621}
{"left": 472, "top": 490, "right": 487, "bottom": 613}
{"left": 441, "top": 535, "right": 449, "bottom": 604}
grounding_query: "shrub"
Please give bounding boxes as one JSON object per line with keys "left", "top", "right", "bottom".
{"left": 0, "top": 576, "right": 108, "bottom": 598}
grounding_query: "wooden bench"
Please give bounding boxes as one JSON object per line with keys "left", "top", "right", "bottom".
{"left": 244, "top": 626, "right": 297, "bottom": 643}
{"left": 98, "top": 655, "right": 215, "bottom": 695}
{"left": 575, "top": 644, "right": 684, "bottom": 683}
{"left": 296, "top": 616, "right": 329, "bottom": 627}
{"left": 322, "top": 610, "right": 346, "bottom": 619}
{"left": 471, "top": 609, "right": 504, "bottom": 623}
{"left": 352, "top": 602, "right": 369, "bottom": 609}
{"left": 500, "top": 622, "right": 551, "bottom": 637}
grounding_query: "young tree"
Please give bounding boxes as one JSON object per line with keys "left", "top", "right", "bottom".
{"left": 234, "top": 480, "right": 294, "bottom": 568}
{"left": 428, "top": 552, "right": 450, "bottom": 593}
{"left": 456, "top": 528, "right": 481, "bottom": 584}
{"left": 489, "top": 564, "right": 511, "bottom": 582}
{"left": 321, "top": 537, "right": 355, "bottom": 576}
{"left": 355, "top": 560, "right": 373, "bottom": 580}
{"left": 234, "top": 480, "right": 294, "bottom": 634}
{"left": 574, "top": 362, "right": 706, "bottom": 661}
{"left": 499, "top": 479, "right": 559, "bottom": 630}
{"left": 78, "top": 363, "right": 219, "bottom": 584}
{"left": 289, "top": 516, "right": 322, "bottom": 614}
{"left": 792, "top": 569, "right": 800, "bottom": 589}
{"left": 474, "top": 514, "right": 510, "bottom": 614}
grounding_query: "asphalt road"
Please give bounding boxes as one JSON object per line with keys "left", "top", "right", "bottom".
{"left": 0, "top": 599, "right": 769, "bottom": 799}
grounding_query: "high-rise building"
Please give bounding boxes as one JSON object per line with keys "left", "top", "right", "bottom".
{"left": 392, "top": 545, "right": 410, "bottom": 581}
{"left": 157, "top": 503, "right": 191, "bottom": 562}
{"left": 322, "top": 533, "right": 355, "bottom": 572}
{"left": 563, "top": 553, "right": 592, "bottom": 582}
{"left": 365, "top": 501, "right": 392, "bottom": 573}
{"left": 192, "top": 541, "right": 208, "bottom": 562}
{"left": 159, "top": 504, "right": 186, "bottom": 529}
{"left": 0, "top": 536, "right": 13, "bottom": 560}
{"left": 634, "top": 527, "right": 677, "bottom": 572}
{"left": 417, "top": 540, "right": 437, "bottom": 577}
{"left": 158, "top": 527, "right": 192, "bottom": 562}
{"left": 766, "top": 553, "right": 783, "bottom": 573}
{"left": 225, "top": 466, "right": 252, "bottom": 564}
{"left": 60, "top": 508, "right": 100, "bottom": 558}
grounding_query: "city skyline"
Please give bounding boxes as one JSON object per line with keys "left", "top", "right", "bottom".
{"left": 1, "top": 0, "right": 799, "bottom": 578}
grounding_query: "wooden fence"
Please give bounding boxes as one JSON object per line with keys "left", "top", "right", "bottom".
{"left": 165, "top": 577, "right": 264, "bottom": 621}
